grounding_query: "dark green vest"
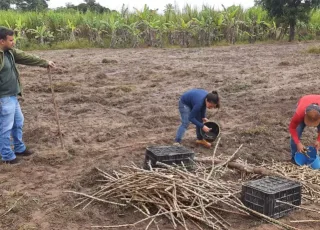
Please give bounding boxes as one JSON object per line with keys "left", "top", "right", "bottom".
{"left": 0, "top": 51, "right": 20, "bottom": 97}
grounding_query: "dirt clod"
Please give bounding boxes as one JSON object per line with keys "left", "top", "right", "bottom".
{"left": 102, "top": 58, "right": 118, "bottom": 64}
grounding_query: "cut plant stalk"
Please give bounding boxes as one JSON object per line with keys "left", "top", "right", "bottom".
{"left": 48, "top": 68, "right": 65, "bottom": 149}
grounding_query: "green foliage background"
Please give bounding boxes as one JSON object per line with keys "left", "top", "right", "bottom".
{"left": 1, "top": 3, "right": 320, "bottom": 49}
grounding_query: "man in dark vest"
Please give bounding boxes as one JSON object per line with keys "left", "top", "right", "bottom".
{"left": 0, "top": 26, "right": 55, "bottom": 164}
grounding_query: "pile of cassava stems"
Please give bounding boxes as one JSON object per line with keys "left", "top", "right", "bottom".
{"left": 67, "top": 140, "right": 320, "bottom": 230}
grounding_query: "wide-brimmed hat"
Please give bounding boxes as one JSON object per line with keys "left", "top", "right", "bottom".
{"left": 304, "top": 104, "right": 320, "bottom": 127}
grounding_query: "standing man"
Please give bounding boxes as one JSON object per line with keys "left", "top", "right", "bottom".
{"left": 289, "top": 95, "right": 320, "bottom": 162}
{"left": 0, "top": 26, "right": 55, "bottom": 164}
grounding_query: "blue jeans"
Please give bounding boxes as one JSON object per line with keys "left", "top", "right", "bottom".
{"left": 290, "top": 122, "right": 306, "bottom": 158}
{"left": 290, "top": 122, "right": 320, "bottom": 157}
{"left": 175, "top": 100, "right": 202, "bottom": 143}
{"left": 0, "top": 96, "right": 26, "bottom": 161}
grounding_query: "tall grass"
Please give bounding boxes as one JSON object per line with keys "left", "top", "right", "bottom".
{"left": 0, "top": 4, "right": 320, "bottom": 49}
{"left": 307, "top": 46, "right": 320, "bottom": 54}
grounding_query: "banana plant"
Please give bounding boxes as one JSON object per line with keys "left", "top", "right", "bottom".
{"left": 175, "top": 18, "right": 194, "bottom": 47}
{"left": 14, "top": 17, "right": 26, "bottom": 47}
{"left": 67, "top": 19, "right": 77, "bottom": 41}
{"left": 82, "top": 17, "right": 106, "bottom": 44}
{"left": 102, "top": 13, "right": 126, "bottom": 48}
{"left": 28, "top": 25, "right": 54, "bottom": 44}
{"left": 192, "top": 16, "right": 211, "bottom": 45}
{"left": 5, "top": 19, "right": 13, "bottom": 29}
{"left": 154, "top": 19, "right": 169, "bottom": 47}
{"left": 164, "top": 20, "right": 176, "bottom": 45}
{"left": 221, "top": 5, "right": 242, "bottom": 44}
{"left": 134, "top": 4, "right": 159, "bottom": 23}
{"left": 164, "top": 4, "right": 175, "bottom": 23}
{"left": 128, "top": 21, "right": 142, "bottom": 47}
{"left": 192, "top": 9, "right": 224, "bottom": 45}
{"left": 242, "top": 7, "right": 271, "bottom": 43}
{"left": 144, "top": 18, "right": 164, "bottom": 47}
{"left": 182, "top": 4, "right": 199, "bottom": 21}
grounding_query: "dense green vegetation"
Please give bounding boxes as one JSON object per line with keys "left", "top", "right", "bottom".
{"left": 1, "top": 1, "right": 320, "bottom": 49}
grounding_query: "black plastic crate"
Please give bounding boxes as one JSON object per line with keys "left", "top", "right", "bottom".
{"left": 242, "top": 176, "right": 301, "bottom": 219}
{"left": 144, "top": 145, "right": 195, "bottom": 169}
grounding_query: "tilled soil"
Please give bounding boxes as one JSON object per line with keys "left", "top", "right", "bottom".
{"left": 0, "top": 41, "right": 320, "bottom": 230}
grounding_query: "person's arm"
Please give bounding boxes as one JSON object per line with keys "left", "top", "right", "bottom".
{"left": 201, "top": 106, "right": 206, "bottom": 120}
{"left": 201, "top": 105, "right": 207, "bottom": 119}
{"left": 202, "top": 118, "right": 209, "bottom": 123}
{"left": 12, "top": 48, "right": 48, "bottom": 67}
{"left": 289, "top": 113, "right": 303, "bottom": 144}
{"left": 201, "top": 107, "right": 208, "bottom": 123}
{"left": 189, "top": 104, "right": 204, "bottom": 128}
{"left": 317, "top": 126, "right": 320, "bottom": 142}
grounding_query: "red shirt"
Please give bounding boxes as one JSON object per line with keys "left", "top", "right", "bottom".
{"left": 289, "top": 95, "right": 320, "bottom": 144}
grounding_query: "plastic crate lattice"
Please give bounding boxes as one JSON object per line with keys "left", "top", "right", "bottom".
{"left": 144, "top": 145, "right": 195, "bottom": 169}
{"left": 242, "top": 176, "right": 301, "bottom": 219}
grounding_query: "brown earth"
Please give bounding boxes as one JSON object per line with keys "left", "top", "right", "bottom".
{"left": 0, "top": 41, "right": 320, "bottom": 230}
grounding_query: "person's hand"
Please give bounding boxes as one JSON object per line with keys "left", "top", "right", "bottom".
{"left": 297, "top": 142, "right": 306, "bottom": 153}
{"left": 202, "top": 118, "right": 209, "bottom": 123}
{"left": 314, "top": 141, "right": 320, "bottom": 151}
{"left": 202, "top": 125, "right": 212, "bottom": 133}
{"left": 47, "top": 61, "right": 56, "bottom": 69}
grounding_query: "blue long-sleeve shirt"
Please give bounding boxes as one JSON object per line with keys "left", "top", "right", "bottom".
{"left": 180, "top": 89, "right": 207, "bottom": 128}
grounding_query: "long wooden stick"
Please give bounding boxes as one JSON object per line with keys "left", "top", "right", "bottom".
{"left": 206, "top": 137, "right": 221, "bottom": 180}
{"left": 290, "top": 220, "right": 320, "bottom": 223}
{"left": 276, "top": 200, "right": 320, "bottom": 214}
{"left": 213, "top": 144, "right": 243, "bottom": 169}
{"left": 195, "top": 157, "right": 277, "bottom": 176}
{"left": 196, "top": 156, "right": 320, "bottom": 197}
{"left": 48, "top": 68, "right": 65, "bottom": 149}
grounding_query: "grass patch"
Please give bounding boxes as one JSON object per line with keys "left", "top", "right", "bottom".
{"left": 241, "top": 126, "right": 269, "bottom": 136}
{"left": 19, "top": 39, "right": 320, "bottom": 52}
{"left": 52, "top": 81, "right": 79, "bottom": 92}
{"left": 22, "top": 39, "right": 99, "bottom": 51}
{"left": 114, "top": 85, "right": 136, "bottom": 93}
{"left": 307, "top": 46, "right": 320, "bottom": 54}
{"left": 212, "top": 40, "right": 231, "bottom": 46}
{"left": 251, "top": 79, "right": 268, "bottom": 84}
{"left": 222, "top": 83, "right": 252, "bottom": 93}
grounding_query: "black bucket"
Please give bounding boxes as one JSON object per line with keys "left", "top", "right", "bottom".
{"left": 200, "top": 121, "right": 220, "bottom": 142}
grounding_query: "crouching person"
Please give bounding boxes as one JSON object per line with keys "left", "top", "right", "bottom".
{"left": 289, "top": 95, "right": 320, "bottom": 163}
{"left": 174, "top": 88, "right": 220, "bottom": 148}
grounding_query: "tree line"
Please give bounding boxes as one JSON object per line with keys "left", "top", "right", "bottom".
{"left": 0, "top": 0, "right": 110, "bottom": 13}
